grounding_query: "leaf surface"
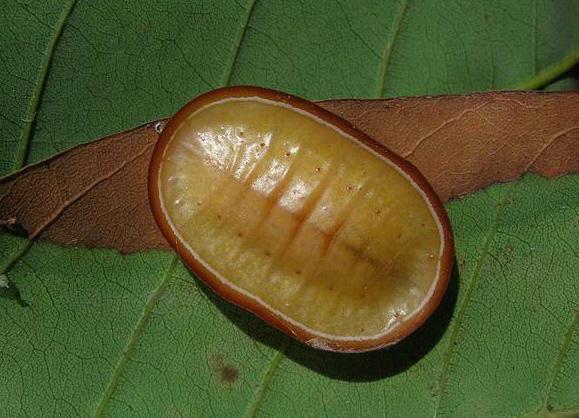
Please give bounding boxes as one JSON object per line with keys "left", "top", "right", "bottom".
{"left": 1, "top": 1, "right": 579, "bottom": 417}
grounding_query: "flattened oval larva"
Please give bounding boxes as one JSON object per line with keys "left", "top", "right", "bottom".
{"left": 148, "top": 86, "right": 454, "bottom": 352}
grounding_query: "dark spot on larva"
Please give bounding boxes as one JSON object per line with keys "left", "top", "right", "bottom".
{"left": 421, "top": 223, "right": 425, "bottom": 227}
{"left": 346, "top": 186, "right": 353, "bottom": 191}
{"left": 237, "top": 232, "right": 243, "bottom": 237}
{"left": 265, "top": 251, "right": 271, "bottom": 256}
{"left": 217, "top": 214, "right": 222, "bottom": 219}
{"left": 397, "top": 233, "right": 402, "bottom": 239}
{"left": 360, "top": 294, "right": 365, "bottom": 299}
{"left": 259, "top": 142, "right": 265, "bottom": 147}
{"left": 328, "top": 286, "right": 333, "bottom": 291}
{"left": 374, "top": 209, "right": 380, "bottom": 215}
{"left": 315, "top": 167, "right": 322, "bottom": 172}
{"left": 285, "top": 151, "right": 291, "bottom": 156}
{"left": 210, "top": 355, "right": 241, "bottom": 386}
{"left": 295, "top": 270, "right": 301, "bottom": 275}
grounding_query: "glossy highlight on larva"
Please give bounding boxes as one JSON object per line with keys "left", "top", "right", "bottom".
{"left": 148, "top": 86, "right": 454, "bottom": 352}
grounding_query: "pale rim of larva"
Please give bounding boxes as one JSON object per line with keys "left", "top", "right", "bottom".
{"left": 148, "top": 85, "right": 454, "bottom": 353}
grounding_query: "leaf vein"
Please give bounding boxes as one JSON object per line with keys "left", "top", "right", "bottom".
{"left": 222, "top": 0, "right": 259, "bottom": 86}
{"left": 516, "top": 44, "right": 579, "bottom": 90}
{"left": 525, "top": 126, "right": 579, "bottom": 172}
{"left": 93, "top": 255, "right": 179, "bottom": 417}
{"left": 15, "top": 0, "right": 79, "bottom": 170}
{"left": 537, "top": 274, "right": 579, "bottom": 413}
{"left": 28, "top": 142, "right": 154, "bottom": 240}
{"left": 376, "top": 0, "right": 410, "bottom": 98}
{"left": 433, "top": 182, "right": 517, "bottom": 417}
{"left": 245, "top": 337, "right": 290, "bottom": 418}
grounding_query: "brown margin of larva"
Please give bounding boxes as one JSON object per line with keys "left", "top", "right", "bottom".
{"left": 148, "top": 85, "right": 454, "bottom": 353}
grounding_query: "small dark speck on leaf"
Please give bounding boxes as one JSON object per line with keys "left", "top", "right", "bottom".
{"left": 220, "top": 364, "right": 240, "bottom": 384}
{"left": 210, "top": 355, "right": 241, "bottom": 386}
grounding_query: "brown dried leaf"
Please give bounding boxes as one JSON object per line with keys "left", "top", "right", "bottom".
{"left": 320, "top": 91, "right": 579, "bottom": 200}
{"left": 0, "top": 121, "right": 168, "bottom": 253}
{"left": 1, "top": 91, "right": 578, "bottom": 253}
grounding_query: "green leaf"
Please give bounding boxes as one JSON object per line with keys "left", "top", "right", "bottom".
{"left": 1, "top": 1, "right": 579, "bottom": 417}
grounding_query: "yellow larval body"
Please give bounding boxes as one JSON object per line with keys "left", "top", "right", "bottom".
{"left": 158, "top": 97, "right": 443, "bottom": 339}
